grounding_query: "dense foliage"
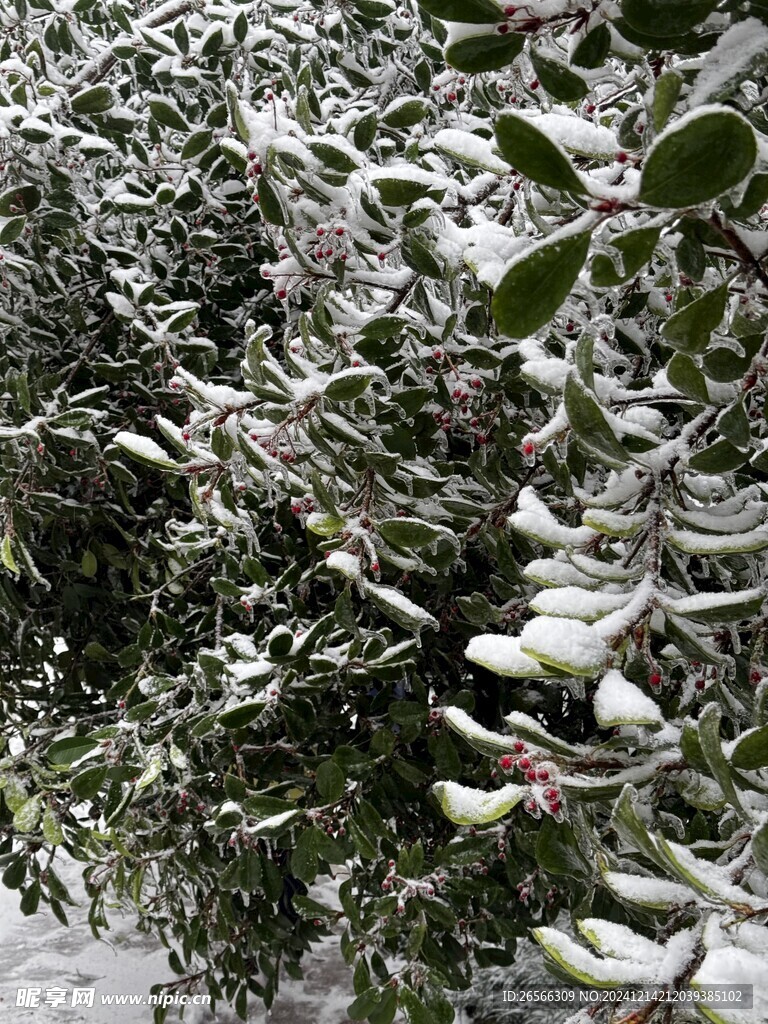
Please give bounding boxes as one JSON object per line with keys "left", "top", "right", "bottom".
{"left": 2, "top": 0, "right": 768, "bottom": 1021}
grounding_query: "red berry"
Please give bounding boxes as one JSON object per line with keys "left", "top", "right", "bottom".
{"left": 549, "top": 801, "right": 561, "bottom": 814}
{"left": 695, "top": 678, "right": 706, "bottom": 691}
{"left": 325, "top": 248, "right": 333, "bottom": 257}
{"left": 497, "top": 23, "right": 509, "bottom": 34}
{"left": 316, "top": 227, "right": 325, "bottom": 236}
{"left": 378, "top": 252, "right": 386, "bottom": 261}
{"left": 649, "top": 673, "right": 662, "bottom": 687}
{"left": 252, "top": 194, "right": 260, "bottom": 203}
{"left": 247, "top": 150, "right": 256, "bottom": 160}
{"left": 530, "top": 79, "right": 539, "bottom": 89}
{"left": 335, "top": 227, "right": 344, "bottom": 236}
{"left": 537, "top": 768, "right": 549, "bottom": 782}
{"left": 447, "top": 92, "right": 457, "bottom": 102}
{"left": 522, "top": 441, "right": 535, "bottom": 456}
{"left": 543, "top": 787, "right": 559, "bottom": 801}
{"left": 518, "top": 756, "right": 531, "bottom": 770}
{"left": 513, "top": 741, "right": 525, "bottom": 753}
{"left": 433, "top": 349, "right": 443, "bottom": 360}
{"left": 586, "top": 104, "right": 596, "bottom": 114}
{"left": 452, "top": 387, "right": 462, "bottom": 399}
{"left": 476, "top": 433, "right": 487, "bottom": 445}
{"left": 504, "top": 4, "right": 517, "bottom": 13}
{"left": 340, "top": 253, "right": 348, "bottom": 261}
{"left": 276, "top": 289, "right": 287, "bottom": 300}
{"left": 499, "top": 755, "right": 515, "bottom": 770}
{"left": 750, "top": 670, "right": 761, "bottom": 682}
{"left": 526, "top": 768, "right": 537, "bottom": 782}
{"left": 616, "top": 151, "right": 628, "bottom": 164}
{"left": 525, "top": 800, "right": 537, "bottom": 812}
{"left": 470, "top": 377, "right": 482, "bottom": 389}
{"left": 291, "top": 503, "right": 302, "bottom": 514}
{"left": 371, "top": 561, "right": 380, "bottom": 572}
{"left": 253, "top": 163, "right": 263, "bottom": 175}
{"left": 182, "top": 431, "right": 191, "bottom": 441}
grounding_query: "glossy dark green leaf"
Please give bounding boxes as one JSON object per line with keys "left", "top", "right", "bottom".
{"left": 571, "top": 24, "right": 611, "bottom": 68}
{"left": 591, "top": 227, "right": 660, "bottom": 287}
{"left": 639, "top": 111, "right": 757, "bottom": 208}
{"left": 731, "top": 724, "right": 768, "bottom": 770}
{"left": 445, "top": 29, "right": 524, "bottom": 75}
{"left": 47, "top": 736, "right": 100, "bottom": 764}
{"left": 492, "top": 231, "right": 591, "bottom": 338}
{"left": 623, "top": 0, "right": 718, "bottom": 37}
{"left": 667, "top": 352, "right": 709, "bottom": 403}
{"left": 417, "top": 0, "right": 505, "bottom": 22}
{"left": 661, "top": 284, "right": 727, "bottom": 354}
{"left": 564, "top": 374, "right": 629, "bottom": 470}
{"left": 495, "top": 112, "right": 586, "bottom": 194}
{"left": 531, "top": 52, "right": 589, "bottom": 101}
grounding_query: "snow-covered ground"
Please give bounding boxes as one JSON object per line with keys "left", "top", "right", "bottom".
{"left": 0, "top": 854, "right": 555, "bottom": 1023}
{"left": 0, "top": 858, "right": 357, "bottom": 1023}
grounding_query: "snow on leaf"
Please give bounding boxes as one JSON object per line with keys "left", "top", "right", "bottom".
{"left": 593, "top": 670, "right": 664, "bottom": 727}
{"left": 432, "top": 780, "right": 526, "bottom": 825}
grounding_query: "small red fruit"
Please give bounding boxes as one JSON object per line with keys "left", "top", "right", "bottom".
{"left": 476, "top": 434, "right": 487, "bottom": 445}
{"left": 371, "top": 561, "right": 380, "bottom": 572}
{"left": 549, "top": 801, "right": 561, "bottom": 814}
{"left": 433, "top": 349, "right": 443, "bottom": 360}
{"left": 526, "top": 768, "right": 537, "bottom": 782}
{"left": 543, "top": 787, "right": 559, "bottom": 801}
{"left": 536, "top": 768, "right": 549, "bottom": 782}
{"left": 504, "top": 5, "right": 517, "bottom": 13}
{"left": 253, "top": 163, "right": 263, "bottom": 175}
{"left": 522, "top": 441, "right": 535, "bottom": 456}
{"left": 530, "top": 79, "right": 539, "bottom": 89}
{"left": 616, "top": 151, "right": 628, "bottom": 164}
{"left": 586, "top": 104, "right": 596, "bottom": 114}
{"left": 513, "top": 741, "right": 525, "bottom": 753}
{"left": 695, "top": 678, "right": 706, "bottom": 691}
{"left": 447, "top": 92, "right": 457, "bottom": 102}
{"left": 335, "top": 227, "right": 344, "bottom": 236}
{"left": 499, "top": 755, "right": 515, "bottom": 770}
{"left": 649, "top": 673, "right": 662, "bottom": 687}
{"left": 316, "top": 227, "right": 325, "bottom": 236}
{"left": 518, "top": 756, "right": 531, "bottom": 770}
{"left": 276, "top": 289, "right": 287, "bottom": 300}
{"left": 497, "top": 23, "right": 509, "bottom": 34}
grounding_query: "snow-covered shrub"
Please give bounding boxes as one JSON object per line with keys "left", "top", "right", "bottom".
{"left": 1, "top": 0, "right": 768, "bottom": 1021}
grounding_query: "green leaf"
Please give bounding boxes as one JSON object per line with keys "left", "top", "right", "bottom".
{"left": 0, "top": 184, "right": 41, "bottom": 216}
{"left": 372, "top": 178, "right": 431, "bottom": 206}
{"left": 639, "top": 111, "right": 757, "bottom": 208}
{"left": 572, "top": 24, "right": 611, "bottom": 68}
{"left": 623, "top": 0, "right": 718, "bottom": 38}
{"left": 717, "top": 401, "right": 751, "bottom": 449}
{"left": 653, "top": 72, "right": 682, "bottom": 131}
{"left": 307, "top": 141, "right": 360, "bottom": 174}
{"left": 417, "top": 0, "right": 504, "bottom": 22}
{"left": 667, "top": 352, "right": 709, "bottom": 403}
{"left": 530, "top": 52, "right": 588, "bottom": 101}
{"left": 591, "top": 227, "right": 660, "bottom": 287}
{"left": 0, "top": 216, "right": 25, "bottom": 244}
{"left": 14, "top": 794, "right": 42, "bottom": 833}
{"left": 47, "top": 736, "right": 100, "bottom": 764}
{"left": 492, "top": 231, "right": 591, "bottom": 339}
{"left": 753, "top": 822, "right": 768, "bottom": 874}
{"left": 731, "top": 725, "right": 768, "bottom": 771}
{"left": 71, "top": 84, "right": 114, "bottom": 114}
{"left": 661, "top": 284, "right": 727, "bottom": 354}
{"left": 291, "top": 826, "right": 323, "bottom": 883}
{"left": 324, "top": 369, "right": 376, "bottom": 402}
{"left": 445, "top": 30, "right": 525, "bottom": 75}
{"left": 42, "top": 804, "right": 63, "bottom": 845}
{"left": 382, "top": 100, "right": 429, "bottom": 129}
{"left": 378, "top": 518, "right": 449, "bottom": 550}
{"left": 81, "top": 549, "right": 97, "bottom": 578}
{"left": 564, "top": 374, "right": 629, "bottom": 470}
{"left": 688, "top": 438, "right": 748, "bottom": 473}
{"left": 218, "top": 699, "right": 267, "bottom": 729}
{"left": 316, "top": 760, "right": 345, "bottom": 802}
{"left": 698, "top": 703, "right": 745, "bottom": 819}
{"left": 149, "top": 99, "right": 190, "bottom": 132}
{"left": 535, "top": 815, "right": 591, "bottom": 878}
{"left": 71, "top": 764, "right": 108, "bottom": 800}
{"left": 1, "top": 534, "right": 20, "bottom": 574}
{"left": 182, "top": 129, "right": 213, "bottom": 160}
{"left": 495, "top": 113, "right": 586, "bottom": 194}
{"left": 363, "top": 581, "right": 438, "bottom": 633}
